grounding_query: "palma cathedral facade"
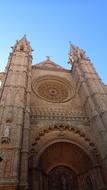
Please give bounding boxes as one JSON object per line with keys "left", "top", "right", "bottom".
{"left": 0, "top": 36, "right": 107, "bottom": 190}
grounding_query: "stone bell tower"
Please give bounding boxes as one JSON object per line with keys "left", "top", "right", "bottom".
{"left": 69, "top": 44, "right": 107, "bottom": 184}
{"left": 0, "top": 36, "right": 32, "bottom": 190}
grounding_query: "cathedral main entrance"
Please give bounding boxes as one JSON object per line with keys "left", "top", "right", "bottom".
{"left": 29, "top": 141, "right": 105, "bottom": 190}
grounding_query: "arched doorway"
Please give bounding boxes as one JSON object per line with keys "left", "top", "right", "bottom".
{"left": 29, "top": 141, "right": 106, "bottom": 190}
{"left": 38, "top": 142, "right": 93, "bottom": 190}
{"left": 39, "top": 142, "right": 92, "bottom": 174}
{"left": 48, "top": 166, "right": 78, "bottom": 190}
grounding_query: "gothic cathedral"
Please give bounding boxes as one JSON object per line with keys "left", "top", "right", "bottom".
{"left": 0, "top": 36, "right": 107, "bottom": 190}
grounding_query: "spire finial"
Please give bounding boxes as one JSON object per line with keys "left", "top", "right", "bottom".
{"left": 23, "top": 34, "right": 27, "bottom": 39}
{"left": 46, "top": 56, "right": 50, "bottom": 61}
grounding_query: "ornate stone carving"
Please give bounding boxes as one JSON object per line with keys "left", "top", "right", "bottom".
{"left": 69, "top": 44, "right": 90, "bottom": 64}
{"left": 30, "top": 105, "right": 87, "bottom": 122}
{"left": 32, "top": 121, "right": 98, "bottom": 156}
{"left": 32, "top": 76, "right": 75, "bottom": 103}
{"left": 1, "top": 125, "right": 10, "bottom": 143}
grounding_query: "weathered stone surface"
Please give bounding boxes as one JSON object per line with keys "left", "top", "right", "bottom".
{"left": 0, "top": 39, "right": 107, "bottom": 189}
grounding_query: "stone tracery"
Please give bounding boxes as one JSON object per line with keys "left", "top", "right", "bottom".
{"left": 32, "top": 76, "right": 75, "bottom": 103}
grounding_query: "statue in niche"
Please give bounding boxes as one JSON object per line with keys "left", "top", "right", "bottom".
{"left": 1, "top": 125, "right": 10, "bottom": 143}
{"left": 3, "top": 126, "right": 10, "bottom": 137}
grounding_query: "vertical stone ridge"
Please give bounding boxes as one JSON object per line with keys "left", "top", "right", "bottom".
{"left": 69, "top": 44, "right": 107, "bottom": 184}
{"left": 0, "top": 37, "right": 32, "bottom": 190}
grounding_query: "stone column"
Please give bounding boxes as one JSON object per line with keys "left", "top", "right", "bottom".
{"left": 69, "top": 45, "right": 107, "bottom": 187}
{"left": 101, "top": 160, "right": 107, "bottom": 187}
{"left": 33, "top": 168, "right": 43, "bottom": 190}
{"left": 18, "top": 57, "right": 32, "bottom": 190}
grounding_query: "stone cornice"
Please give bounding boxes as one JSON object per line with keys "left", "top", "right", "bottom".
{"left": 32, "top": 65, "right": 70, "bottom": 73}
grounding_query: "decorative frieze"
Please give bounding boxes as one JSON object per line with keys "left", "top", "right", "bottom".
{"left": 30, "top": 106, "right": 88, "bottom": 123}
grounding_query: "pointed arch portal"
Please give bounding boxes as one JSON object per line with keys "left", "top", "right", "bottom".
{"left": 39, "top": 142, "right": 92, "bottom": 174}
{"left": 28, "top": 141, "right": 105, "bottom": 190}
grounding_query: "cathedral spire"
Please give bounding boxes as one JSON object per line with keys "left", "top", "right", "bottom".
{"left": 11, "top": 35, "right": 32, "bottom": 55}
{"left": 68, "top": 43, "right": 88, "bottom": 66}
{"left": 22, "top": 34, "right": 27, "bottom": 40}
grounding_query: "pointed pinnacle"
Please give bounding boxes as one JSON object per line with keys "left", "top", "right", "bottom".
{"left": 23, "top": 34, "right": 27, "bottom": 39}
{"left": 46, "top": 56, "right": 50, "bottom": 61}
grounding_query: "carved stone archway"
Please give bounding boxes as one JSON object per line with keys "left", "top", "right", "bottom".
{"left": 29, "top": 143, "right": 105, "bottom": 190}
{"left": 39, "top": 142, "right": 92, "bottom": 175}
{"left": 31, "top": 124, "right": 99, "bottom": 166}
{"left": 29, "top": 124, "right": 106, "bottom": 190}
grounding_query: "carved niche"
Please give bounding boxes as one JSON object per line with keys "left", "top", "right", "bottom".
{"left": 1, "top": 125, "right": 11, "bottom": 144}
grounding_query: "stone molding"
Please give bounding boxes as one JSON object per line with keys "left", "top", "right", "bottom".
{"left": 31, "top": 115, "right": 89, "bottom": 124}
{"left": 32, "top": 121, "right": 98, "bottom": 156}
{"left": 32, "top": 64, "right": 70, "bottom": 73}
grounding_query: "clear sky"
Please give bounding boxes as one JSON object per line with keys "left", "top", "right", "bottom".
{"left": 0, "top": 0, "right": 107, "bottom": 83}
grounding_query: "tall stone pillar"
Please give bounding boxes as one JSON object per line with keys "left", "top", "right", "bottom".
{"left": 18, "top": 47, "right": 32, "bottom": 190}
{"left": 0, "top": 36, "right": 32, "bottom": 190}
{"left": 69, "top": 44, "right": 107, "bottom": 186}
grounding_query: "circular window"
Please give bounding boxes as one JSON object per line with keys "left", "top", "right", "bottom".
{"left": 32, "top": 76, "right": 75, "bottom": 103}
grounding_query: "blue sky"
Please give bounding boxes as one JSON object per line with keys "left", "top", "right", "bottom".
{"left": 0, "top": 0, "right": 107, "bottom": 83}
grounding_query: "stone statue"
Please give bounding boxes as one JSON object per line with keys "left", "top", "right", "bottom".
{"left": 3, "top": 126, "right": 10, "bottom": 138}
{"left": 1, "top": 125, "right": 11, "bottom": 143}
{"left": 61, "top": 175, "right": 68, "bottom": 190}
